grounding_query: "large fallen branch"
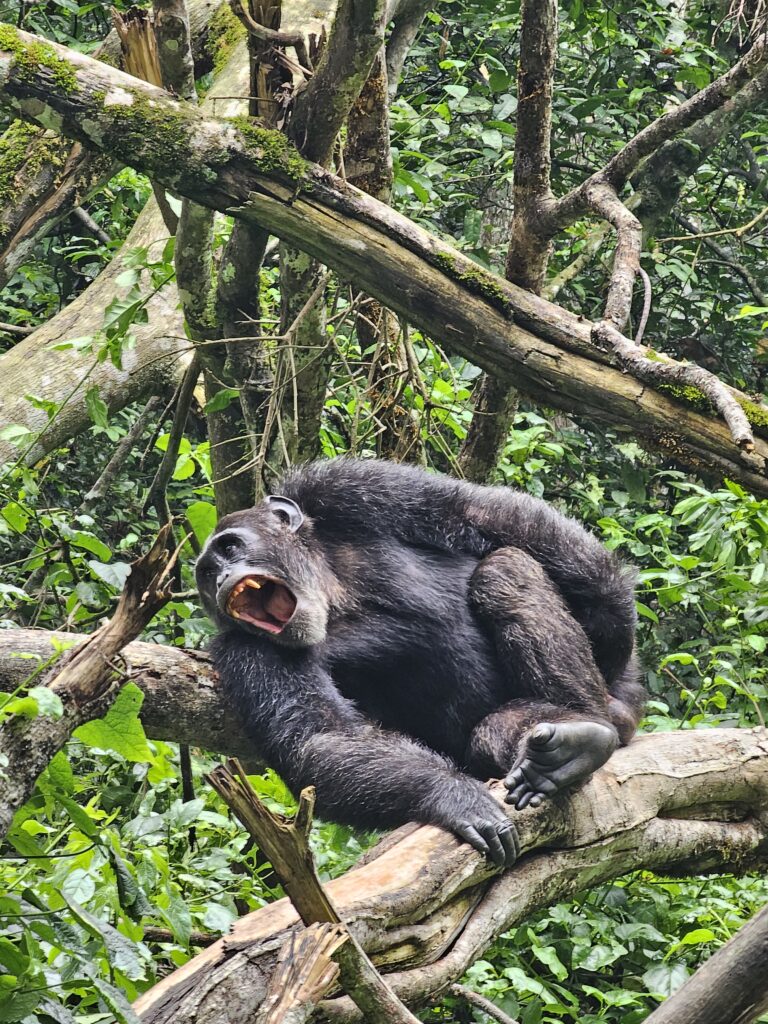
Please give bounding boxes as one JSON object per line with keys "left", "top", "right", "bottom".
{"left": 0, "top": 0, "right": 224, "bottom": 288}
{"left": 2, "top": 28, "right": 768, "bottom": 491}
{"left": 0, "top": 629, "right": 766, "bottom": 1018}
{"left": 133, "top": 727, "right": 768, "bottom": 1023}
{"left": 0, "top": 41, "right": 253, "bottom": 466}
{"left": 0, "top": 627, "right": 254, "bottom": 757}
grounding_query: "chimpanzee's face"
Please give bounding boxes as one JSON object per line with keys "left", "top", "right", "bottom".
{"left": 195, "top": 497, "right": 331, "bottom": 647}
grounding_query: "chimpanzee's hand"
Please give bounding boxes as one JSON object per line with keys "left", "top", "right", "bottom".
{"left": 441, "top": 791, "right": 519, "bottom": 867}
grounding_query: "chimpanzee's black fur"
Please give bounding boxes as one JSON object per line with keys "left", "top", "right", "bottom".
{"left": 196, "top": 458, "right": 644, "bottom": 866}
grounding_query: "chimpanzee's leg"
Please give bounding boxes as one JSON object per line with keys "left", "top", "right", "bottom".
{"left": 466, "top": 546, "right": 643, "bottom": 809}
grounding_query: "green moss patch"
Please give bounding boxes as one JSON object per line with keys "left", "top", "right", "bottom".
{"left": 229, "top": 117, "right": 307, "bottom": 182}
{"left": 0, "top": 23, "right": 79, "bottom": 93}
{"left": 433, "top": 250, "right": 513, "bottom": 316}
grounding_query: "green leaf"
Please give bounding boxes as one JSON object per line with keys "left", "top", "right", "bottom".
{"left": 89, "top": 976, "right": 142, "bottom": 1024}
{"left": 58, "top": 796, "right": 101, "bottom": 839}
{"left": 0, "top": 424, "right": 33, "bottom": 445}
{"left": 205, "top": 387, "right": 240, "bottom": 413}
{"left": 529, "top": 943, "right": 568, "bottom": 980}
{"left": 66, "top": 900, "right": 145, "bottom": 981}
{"left": 68, "top": 531, "right": 112, "bottom": 561}
{"left": 85, "top": 385, "right": 109, "bottom": 429}
{"left": 0, "top": 503, "right": 28, "bottom": 534}
{"left": 676, "top": 927, "right": 716, "bottom": 945}
{"left": 160, "top": 892, "right": 192, "bottom": 947}
{"left": 643, "top": 963, "right": 690, "bottom": 997}
{"left": 73, "top": 683, "right": 152, "bottom": 761}
{"left": 186, "top": 500, "right": 217, "bottom": 545}
{"left": 26, "top": 686, "right": 64, "bottom": 718}
{"left": 88, "top": 559, "right": 132, "bottom": 591}
{"left": 61, "top": 868, "right": 96, "bottom": 904}
{"left": 0, "top": 989, "right": 41, "bottom": 1022}
{"left": 172, "top": 452, "right": 196, "bottom": 481}
{"left": 0, "top": 938, "right": 28, "bottom": 976}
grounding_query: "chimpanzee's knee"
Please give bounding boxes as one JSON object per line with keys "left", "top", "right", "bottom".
{"left": 468, "top": 546, "right": 548, "bottom": 618}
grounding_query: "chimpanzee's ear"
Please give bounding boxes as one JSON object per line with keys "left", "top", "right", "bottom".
{"left": 266, "top": 495, "right": 304, "bottom": 532}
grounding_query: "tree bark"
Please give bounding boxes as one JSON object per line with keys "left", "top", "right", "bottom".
{"left": 0, "top": 40, "right": 255, "bottom": 466}
{"left": 0, "top": 0, "right": 224, "bottom": 289}
{"left": 132, "top": 727, "right": 768, "bottom": 1023}
{"left": 0, "top": 627, "right": 257, "bottom": 758}
{"left": 1, "top": 629, "right": 766, "bottom": 1021}
{"left": 3, "top": 28, "right": 768, "bottom": 490}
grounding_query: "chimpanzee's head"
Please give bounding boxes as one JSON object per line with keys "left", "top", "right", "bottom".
{"left": 195, "top": 496, "right": 335, "bottom": 647}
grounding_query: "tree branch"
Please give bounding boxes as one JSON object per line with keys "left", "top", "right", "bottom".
{"left": 0, "top": 529, "right": 176, "bottom": 838}
{"left": 209, "top": 764, "right": 422, "bottom": 1024}
{"left": 3, "top": 27, "right": 768, "bottom": 489}
{"left": 584, "top": 182, "right": 643, "bottom": 332}
{"left": 550, "top": 32, "right": 768, "bottom": 228}
{"left": 287, "top": 0, "right": 388, "bottom": 164}
{"left": 593, "top": 321, "right": 756, "bottom": 455}
{"left": 0, "top": 627, "right": 257, "bottom": 759}
{"left": 131, "top": 727, "right": 768, "bottom": 1023}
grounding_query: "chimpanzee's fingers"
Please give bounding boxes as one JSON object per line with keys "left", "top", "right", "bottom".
{"left": 454, "top": 821, "right": 490, "bottom": 858}
{"left": 498, "top": 821, "right": 520, "bottom": 865}
{"left": 480, "top": 823, "right": 507, "bottom": 867}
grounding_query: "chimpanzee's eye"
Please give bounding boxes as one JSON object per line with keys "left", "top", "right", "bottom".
{"left": 212, "top": 531, "right": 246, "bottom": 560}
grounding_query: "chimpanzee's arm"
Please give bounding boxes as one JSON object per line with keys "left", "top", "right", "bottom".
{"left": 283, "top": 460, "right": 635, "bottom": 685}
{"left": 212, "top": 630, "right": 519, "bottom": 866}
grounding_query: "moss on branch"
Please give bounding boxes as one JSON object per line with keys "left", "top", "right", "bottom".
{"left": 228, "top": 117, "right": 308, "bottom": 181}
{"left": 656, "top": 381, "right": 768, "bottom": 436}
{"left": 433, "top": 250, "right": 514, "bottom": 316}
{"left": 0, "top": 120, "right": 60, "bottom": 211}
{"left": 206, "top": 4, "right": 245, "bottom": 76}
{"left": 0, "top": 23, "right": 79, "bottom": 92}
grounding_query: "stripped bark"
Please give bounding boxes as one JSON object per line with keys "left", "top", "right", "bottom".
{"left": 208, "top": 767, "right": 422, "bottom": 1024}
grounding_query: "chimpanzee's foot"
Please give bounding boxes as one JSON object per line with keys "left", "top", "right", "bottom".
{"left": 504, "top": 721, "right": 618, "bottom": 810}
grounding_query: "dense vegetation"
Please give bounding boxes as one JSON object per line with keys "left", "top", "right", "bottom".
{"left": 1, "top": 0, "right": 767, "bottom": 1021}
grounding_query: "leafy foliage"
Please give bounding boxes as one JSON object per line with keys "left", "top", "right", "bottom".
{"left": 1, "top": 0, "right": 768, "bottom": 1021}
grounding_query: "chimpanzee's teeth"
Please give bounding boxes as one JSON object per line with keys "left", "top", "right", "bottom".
{"left": 244, "top": 578, "right": 262, "bottom": 589}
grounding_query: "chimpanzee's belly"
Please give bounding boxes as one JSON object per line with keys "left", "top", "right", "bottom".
{"left": 325, "top": 545, "right": 508, "bottom": 761}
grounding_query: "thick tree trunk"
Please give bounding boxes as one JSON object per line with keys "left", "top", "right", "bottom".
{"left": 3, "top": 33, "right": 767, "bottom": 490}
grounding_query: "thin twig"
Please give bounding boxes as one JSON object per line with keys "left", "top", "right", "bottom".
{"left": 449, "top": 984, "right": 521, "bottom": 1024}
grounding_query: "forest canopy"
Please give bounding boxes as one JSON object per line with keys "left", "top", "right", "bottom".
{"left": 0, "top": 0, "right": 768, "bottom": 1022}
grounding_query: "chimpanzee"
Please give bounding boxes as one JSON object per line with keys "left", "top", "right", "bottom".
{"left": 196, "top": 459, "right": 644, "bottom": 867}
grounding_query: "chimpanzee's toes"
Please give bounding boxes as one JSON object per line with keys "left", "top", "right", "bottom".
{"left": 504, "top": 721, "right": 618, "bottom": 810}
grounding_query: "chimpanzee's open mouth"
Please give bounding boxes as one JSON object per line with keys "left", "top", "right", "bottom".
{"left": 226, "top": 575, "right": 297, "bottom": 634}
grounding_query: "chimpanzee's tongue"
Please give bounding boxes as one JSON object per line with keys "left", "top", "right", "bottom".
{"left": 264, "top": 583, "right": 296, "bottom": 623}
